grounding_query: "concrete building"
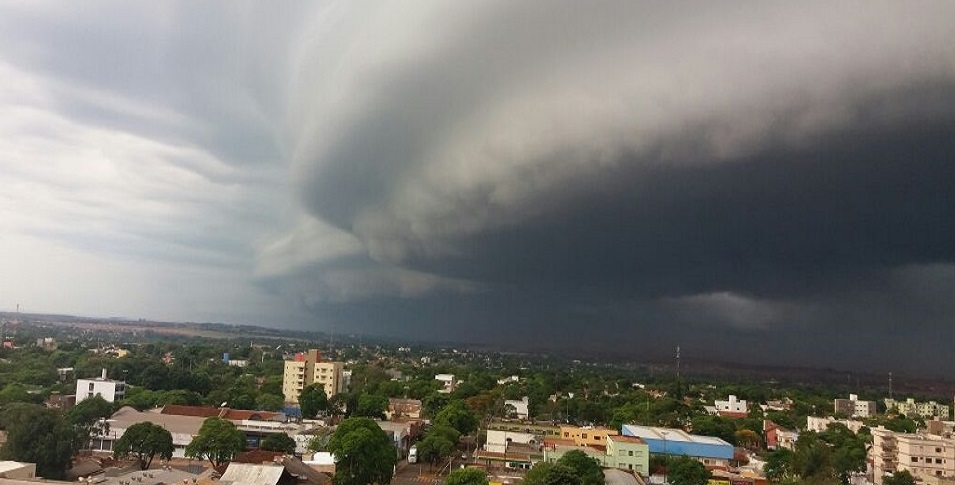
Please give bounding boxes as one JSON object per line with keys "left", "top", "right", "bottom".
{"left": 435, "top": 374, "right": 457, "bottom": 394}
{"left": 88, "top": 405, "right": 301, "bottom": 457}
{"left": 559, "top": 426, "right": 619, "bottom": 447}
{"left": 485, "top": 430, "right": 540, "bottom": 454}
{"left": 886, "top": 398, "right": 951, "bottom": 420}
{"left": 834, "top": 394, "right": 877, "bottom": 418}
{"left": 282, "top": 350, "right": 345, "bottom": 404}
{"left": 806, "top": 416, "right": 866, "bottom": 434}
{"left": 621, "top": 425, "right": 734, "bottom": 469}
{"left": 504, "top": 397, "right": 530, "bottom": 420}
{"left": 606, "top": 435, "right": 650, "bottom": 475}
{"left": 542, "top": 434, "right": 649, "bottom": 475}
{"left": 764, "top": 420, "right": 798, "bottom": 450}
{"left": 75, "top": 368, "right": 126, "bottom": 404}
{"left": 871, "top": 426, "right": 955, "bottom": 485}
{"left": 386, "top": 398, "right": 422, "bottom": 420}
{"left": 714, "top": 395, "right": 748, "bottom": 418}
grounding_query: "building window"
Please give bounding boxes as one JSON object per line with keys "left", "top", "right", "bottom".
{"left": 937, "top": 459, "right": 943, "bottom": 464}
{"left": 582, "top": 434, "right": 588, "bottom": 439}
{"left": 938, "top": 448, "right": 943, "bottom": 453}
{"left": 912, "top": 457, "right": 919, "bottom": 463}
{"left": 629, "top": 451, "right": 634, "bottom": 456}
{"left": 89, "top": 383, "right": 94, "bottom": 391}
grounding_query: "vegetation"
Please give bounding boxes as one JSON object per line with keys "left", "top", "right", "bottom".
{"left": 445, "top": 468, "right": 488, "bottom": 485}
{"left": 185, "top": 417, "right": 246, "bottom": 467}
{"left": 260, "top": 433, "right": 297, "bottom": 454}
{"left": 524, "top": 462, "right": 581, "bottom": 485}
{"left": 556, "top": 450, "right": 604, "bottom": 485}
{"left": 327, "top": 417, "right": 396, "bottom": 485}
{"left": 113, "top": 422, "right": 174, "bottom": 470}
{"left": 299, "top": 384, "right": 329, "bottom": 418}
{"left": 665, "top": 456, "right": 711, "bottom": 485}
{"left": 0, "top": 403, "right": 79, "bottom": 479}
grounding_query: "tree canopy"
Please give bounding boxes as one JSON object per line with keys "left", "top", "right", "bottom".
{"left": 113, "top": 422, "right": 174, "bottom": 470}
{"left": 445, "top": 468, "right": 488, "bottom": 485}
{"left": 185, "top": 417, "right": 246, "bottom": 467}
{"left": 327, "top": 417, "right": 396, "bottom": 485}
{"left": 0, "top": 403, "right": 79, "bottom": 479}
{"left": 260, "top": 433, "right": 297, "bottom": 454}
{"left": 556, "top": 450, "right": 604, "bottom": 485}
{"left": 434, "top": 401, "right": 479, "bottom": 436}
{"left": 352, "top": 393, "right": 388, "bottom": 419}
{"left": 666, "top": 456, "right": 711, "bottom": 485}
{"left": 300, "top": 384, "right": 329, "bottom": 418}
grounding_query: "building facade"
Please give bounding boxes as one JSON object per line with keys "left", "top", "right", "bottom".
{"left": 871, "top": 426, "right": 955, "bottom": 485}
{"left": 886, "top": 398, "right": 951, "bottom": 420}
{"left": 806, "top": 416, "right": 866, "bottom": 434}
{"left": 714, "top": 395, "right": 748, "bottom": 417}
{"left": 834, "top": 394, "right": 877, "bottom": 418}
{"left": 606, "top": 435, "right": 650, "bottom": 475}
{"left": 559, "top": 425, "right": 619, "bottom": 447}
{"left": 282, "top": 350, "right": 345, "bottom": 404}
{"left": 75, "top": 369, "right": 126, "bottom": 403}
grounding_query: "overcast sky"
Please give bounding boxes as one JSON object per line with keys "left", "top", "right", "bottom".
{"left": 2, "top": 1, "right": 955, "bottom": 375}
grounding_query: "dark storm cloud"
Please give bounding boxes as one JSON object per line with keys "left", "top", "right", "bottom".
{"left": 262, "top": 1, "right": 955, "bottom": 373}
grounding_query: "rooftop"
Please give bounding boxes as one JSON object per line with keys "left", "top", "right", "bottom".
{"left": 621, "top": 425, "right": 732, "bottom": 447}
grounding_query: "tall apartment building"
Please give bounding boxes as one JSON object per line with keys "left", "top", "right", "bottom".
{"left": 834, "top": 394, "right": 878, "bottom": 418}
{"left": 282, "top": 349, "right": 345, "bottom": 404}
{"left": 871, "top": 427, "right": 955, "bottom": 485}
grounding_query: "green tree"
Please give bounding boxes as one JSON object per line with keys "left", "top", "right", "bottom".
{"left": 113, "top": 422, "right": 174, "bottom": 470}
{"left": 556, "top": 450, "right": 604, "bottom": 485}
{"left": 446, "top": 468, "right": 489, "bottom": 485}
{"left": 185, "top": 417, "right": 246, "bottom": 467}
{"left": 260, "top": 433, "right": 297, "bottom": 454}
{"left": 666, "top": 456, "right": 711, "bottom": 485}
{"left": 434, "top": 401, "right": 479, "bottom": 436}
{"left": 300, "top": 384, "right": 329, "bottom": 418}
{"left": 545, "top": 464, "right": 583, "bottom": 485}
{"left": 764, "top": 449, "right": 795, "bottom": 482}
{"left": 793, "top": 434, "right": 834, "bottom": 481}
{"left": 524, "top": 462, "right": 556, "bottom": 485}
{"left": 353, "top": 394, "right": 388, "bottom": 419}
{"left": 256, "top": 394, "right": 285, "bottom": 412}
{"left": 883, "top": 470, "right": 916, "bottom": 485}
{"left": 0, "top": 383, "right": 34, "bottom": 404}
{"left": 70, "top": 395, "right": 114, "bottom": 447}
{"left": 417, "top": 434, "right": 456, "bottom": 468}
{"left": 524, "top": 462, "right": 583, "bottom": 485}
{"left": 0, "top": 403, "right": 79, "bottom": 479}
{"left": 327, "top": 417, "right": 396, "bottom": 485}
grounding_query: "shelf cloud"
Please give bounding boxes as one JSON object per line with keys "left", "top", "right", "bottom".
{"left": 3, "top": 1, "right": 955, "bottom": 374}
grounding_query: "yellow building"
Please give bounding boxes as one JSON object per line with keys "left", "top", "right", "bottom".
{"left": 282, "top": 349, "right": 345, "bottom": 403}
{"left": 559, "top": 426, "right": 619, "bottom": 447}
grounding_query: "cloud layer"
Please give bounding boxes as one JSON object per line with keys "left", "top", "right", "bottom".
{"left": 3, "top": 1, "right": 955, "bottom": 374}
